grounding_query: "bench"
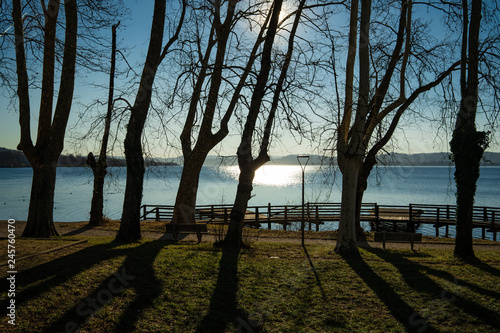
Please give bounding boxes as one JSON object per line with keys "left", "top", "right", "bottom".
{"left": 374, "top": 232, "right": 422, "bottom": 251}
{"left": 165, "top": 223, "right": 208, "bottom": 243}
{"left": 370, "top": 208, "right": 423, "bottom": 232}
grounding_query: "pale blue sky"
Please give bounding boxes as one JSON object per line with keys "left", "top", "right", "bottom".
{"left": 1, "top": 0, "right": 498, "bottom": 158}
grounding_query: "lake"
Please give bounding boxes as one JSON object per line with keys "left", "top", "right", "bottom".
{"left": 1, "top": 165, "right": 499, "bottom": 239}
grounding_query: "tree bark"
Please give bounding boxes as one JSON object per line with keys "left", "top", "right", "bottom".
{"left": 87, "top": 153, "right": 107, "bottom": 226}
{"left": 452, "top": 127, "right": 485, "bottom": 259}
{"left": 171, "top": 153, "right": 205, "bottom": 224}
{"left": 224, "top": 166, "right": 256, "bottom": 248}
{"left": 335, "top": 156, "right": 362, "bottom": 255}
{"left": 22, "top": 162, "right": 59, "bottom": 237}
{"left": 354, "top": 151, "right": 377, "bottom": 236}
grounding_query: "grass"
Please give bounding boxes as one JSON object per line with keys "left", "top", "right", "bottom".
{"left": 1, "top": 237, "right": 499, "bottom": 332}
{"left": 57, "top": 220, "right": 500, "bottom": 245}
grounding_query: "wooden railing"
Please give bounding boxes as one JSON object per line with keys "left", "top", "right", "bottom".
{"left": 140, "top": 203, "right": 500, "bottom": 240}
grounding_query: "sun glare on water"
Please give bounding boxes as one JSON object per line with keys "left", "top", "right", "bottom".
{"left": 224, "top": 165, "right": 302, "bottom": 187}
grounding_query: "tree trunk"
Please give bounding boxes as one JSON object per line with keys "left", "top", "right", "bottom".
{"left": 354, "top": 180, "right": 366, "bottom": 237}
{"left": 117, "top": 124, "right": 146, "bottom": 242}
{"left": 171, "top": 154, "right": 205, "bottom": 224}
{"left": 451, "top": 127, "right": 486, "bottom": 259}
{"left": 116, "top": 0, "right": 177, "bottom": 242}
{"left": 13, "top": 0, "right": 78, "bottom": 238}
{"left": 452, "top": 0, "right": 485, "bottom": 260}
{"left": 87, "top": 22, "right": 119, "bottom": 227}
{"left": 22, "top": 162, "right": 59, "bottom": 237}
{"left": 223, "top": 165, "right": 255, "bottom": 248}
{"left": 335, "top": 156, "right": 361, "bottom": 255}
{"left": 355, "top": 154, "right": 377, "bottom": 237}
{"left": 88, "top": 153, "right": 107, "bottom": 226}
{"left": 89, "top": 168, "right": 106, "bottom": 225}
{"left": 221, "top": 0, "right": 290, "bottom": 249}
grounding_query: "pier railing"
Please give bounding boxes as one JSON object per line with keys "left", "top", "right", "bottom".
{"left": 140, "top": 203, "right": 500, "bottom": 240}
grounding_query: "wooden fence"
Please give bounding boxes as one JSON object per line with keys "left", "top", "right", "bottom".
{"left": 140, "top": 203, "right": 500, "bottom": 240}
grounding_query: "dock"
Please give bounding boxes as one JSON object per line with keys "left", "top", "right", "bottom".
{"left": 140, "top": 203, "right": 500, "bottom": 240}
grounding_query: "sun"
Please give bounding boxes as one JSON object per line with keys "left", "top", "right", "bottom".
{"left": 246, "top": 0, "right": 296, "bottom": 33}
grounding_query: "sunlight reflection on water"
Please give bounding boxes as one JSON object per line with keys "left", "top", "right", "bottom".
{"left": 222, "top": 165, "right": 303, "bottom": 187}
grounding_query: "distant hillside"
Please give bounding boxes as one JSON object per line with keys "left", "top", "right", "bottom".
{"left": 378, "top": 152, "right": 500, "bottom": 166}
{"left": 3, "top": 147, "right": 497, "bottom": 167}
{"left": 0, "top": 147, "right": 29, "bottom": 167}
{"left": 202, "top": 152, "right": 500, "bottom": 166}
{"left": 0, "top": 147, "right": 179, "bottom": 167}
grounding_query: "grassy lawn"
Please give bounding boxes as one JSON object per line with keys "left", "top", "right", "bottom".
{"left": 1, "top": 237, "right": 499, "bottom": 332}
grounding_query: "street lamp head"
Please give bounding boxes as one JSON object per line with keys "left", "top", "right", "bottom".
{"left": 297, "top": 155, "right": 310, "bottom": 170}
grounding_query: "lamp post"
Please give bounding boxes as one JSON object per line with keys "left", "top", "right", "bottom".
{"left": 297, "top": 155, "right": 310, "bottom": 246}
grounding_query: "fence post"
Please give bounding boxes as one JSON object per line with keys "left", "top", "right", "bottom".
{"left": 307, "top": 203, "right": 312, "bottom": 231}
{"left": 255, "top": 207, "right": 260, "bottom": 228}
{"left": 224, "top": 207, "right": 228, "bottom": 224}
{"left": 315, "top": 205, "right": 319, "bottom": 231}
{"left": 436, "top": 207, "right": 440, "bottom": 237}
{"left": 492, "top": 211, "right": 497, "bottom": 241}
{"left": 283, "top": 206, "right": 288, "bottom": 231}
{"left": 268, "top": 203, "right": 272, "bottom": 230}
{"left": 156, "top": 207, "right": 160, "bottom": 221}
{"left": 445, "top": 206, "right": 449, "bottom": 236}
{"left": 142, "top": 205, "right": 146, "bottom": 221}
{"left": 409, "top": 204, "right": 413, "bottom": 232}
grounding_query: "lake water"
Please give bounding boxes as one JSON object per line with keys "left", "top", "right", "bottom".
{"left": 1, "top": 165, "right": 499, "bottom": 239}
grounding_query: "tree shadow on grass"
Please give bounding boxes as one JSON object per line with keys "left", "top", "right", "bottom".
{"left": 0, "top": 239, "right": 171, "bottom": 332}
{"left": 341, "top": 251, "right": 440, "bottom": 333}
{"left": 58, "top": 224, "right": 104, "bottom": 237}
{"left": 1, "top": 242, "right": 119, "bottom": 310}
{"left": 40, "top": 239, "right": 167, "bottom": 332}
{"left": 466, "top": 256, "right": 500, "bottom": 278}
{"left": 196, "top": 246, "right": 257, "bottom": 333}
{"left": 366, "top": 247, "right": 500, "bottom": 331}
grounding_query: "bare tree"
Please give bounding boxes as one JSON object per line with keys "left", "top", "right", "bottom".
{"left": 86, "top": 21, "right": 120, "bottom": 227}
{"left": 222, "top": 0, "right": 307, "bottom": 249}
{"left": 116, "top": 0, "right": 187, "bottom": 242}
{"left": 3, "top": 0, "right": 126, "bottom": 238}
{"left": 451, "top": 0, "right": 488, "bottom": 259}
{"left": 170, "top": 0, "right": 271, "bottom": 224}
{"left": 12, "top": 0, "right": 78, "bottom": 237}
{"left": 334, "top": 0, "right": 460, "bottom": 254}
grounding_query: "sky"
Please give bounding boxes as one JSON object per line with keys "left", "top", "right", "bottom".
{"left": 1, "top": 0, "right": 498, "bottom": 159}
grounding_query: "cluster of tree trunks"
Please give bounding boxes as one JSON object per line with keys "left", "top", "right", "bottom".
{"left": 13, "top": 0, "right": 78, "bottom": 238}
{"left": 10, "top": 0, "right": 492, "bottom": 260}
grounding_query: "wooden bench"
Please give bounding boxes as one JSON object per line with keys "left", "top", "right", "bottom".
{"left": 371, "top": 208, "right": 423, "bottom": 232}
{"left": 165, "top": 223, "right": 208, "bottom": 243}
{"left": 374, "top": 232, "right": 422, "bottom": 251}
